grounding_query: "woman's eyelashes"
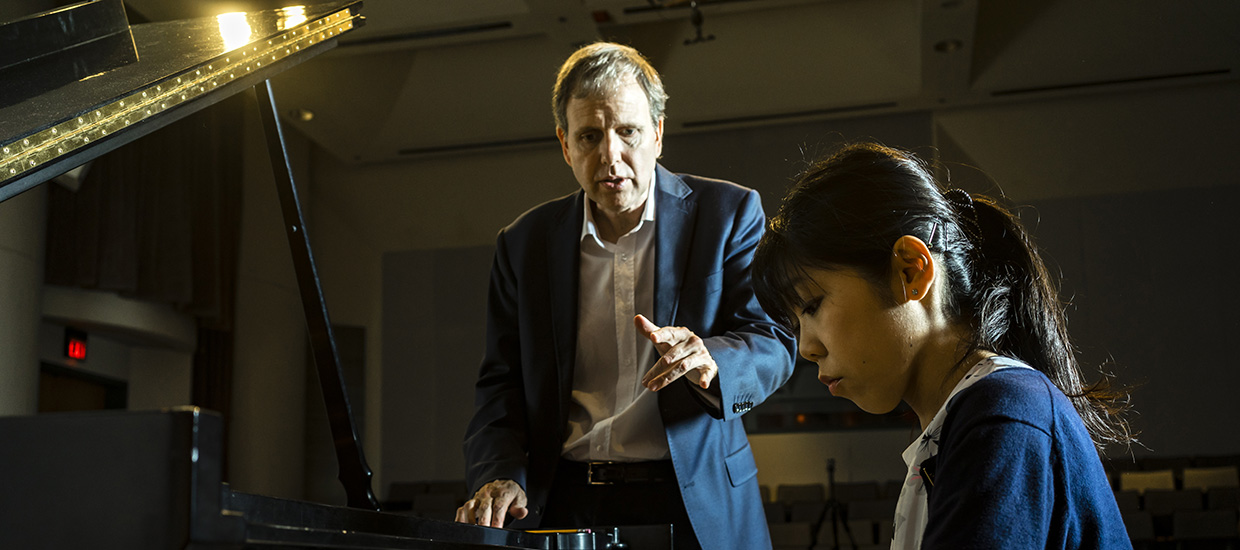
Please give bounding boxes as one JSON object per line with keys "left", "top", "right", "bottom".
{"left": 799, "top": 296, "right": 823, "bottom": 317}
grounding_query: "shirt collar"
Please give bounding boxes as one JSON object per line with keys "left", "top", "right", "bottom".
{"left": 580, "top": 168, "right": 658, "bottom": 244}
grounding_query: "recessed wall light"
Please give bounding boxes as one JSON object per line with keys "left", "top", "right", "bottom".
{"left": 934, "top": 39, "right": 963, "bottom": 53}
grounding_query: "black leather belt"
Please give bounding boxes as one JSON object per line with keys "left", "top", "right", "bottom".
{"left": 559, "top": 459, "right": 676, "bottom": 485}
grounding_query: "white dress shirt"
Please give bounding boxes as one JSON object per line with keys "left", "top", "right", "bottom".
{"left": 561, "top": 178, "right": 670, "bottom": 462}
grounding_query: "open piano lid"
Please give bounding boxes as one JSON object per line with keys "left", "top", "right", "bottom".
{"left": 2, "top": 0, "right": 356, "bottom": 200}
{"left": 0, "top": 2, "right": 553, "bottom": 548}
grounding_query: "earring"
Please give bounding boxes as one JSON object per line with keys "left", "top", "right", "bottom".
{"left": 911, "top": 288, "right": 919, "bottom": 296}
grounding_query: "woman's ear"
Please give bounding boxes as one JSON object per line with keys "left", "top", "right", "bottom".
{"left": 890, "top": 235, "right": 935, "bottom": 302}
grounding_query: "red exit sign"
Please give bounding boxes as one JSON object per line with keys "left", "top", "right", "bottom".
{"left": 64, "top": 328, "right": 88, "bottom": 361}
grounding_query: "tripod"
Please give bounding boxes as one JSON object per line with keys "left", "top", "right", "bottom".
{"left": 821, "top": 458, "right": 857, "bottom": 550}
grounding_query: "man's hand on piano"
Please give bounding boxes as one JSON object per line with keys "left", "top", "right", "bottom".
{"left": 455, "top": 479, "right": 528, "bottom": 528}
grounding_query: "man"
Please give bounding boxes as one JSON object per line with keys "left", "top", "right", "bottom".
{"left": 456, "top": 42, "right": 795, "bottom": 550}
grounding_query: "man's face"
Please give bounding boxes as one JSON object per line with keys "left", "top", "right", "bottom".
{"left": 557, "top": 78, "right": 664, "bottom": 221}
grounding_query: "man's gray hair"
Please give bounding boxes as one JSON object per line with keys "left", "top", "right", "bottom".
{"left": 552, "top": 42, "right": 668, "bottom": 130}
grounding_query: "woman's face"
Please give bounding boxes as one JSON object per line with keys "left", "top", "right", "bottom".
{"left": 792, "top": 266, "right": 919, "bottom": 414}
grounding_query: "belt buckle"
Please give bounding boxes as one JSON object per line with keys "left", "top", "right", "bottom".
{"left": 587, "top": 461, "right": 616, "bottom": 485}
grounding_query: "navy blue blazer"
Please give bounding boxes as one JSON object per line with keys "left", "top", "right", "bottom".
{"left": 463, "top": 165, "right": 796, "bottom": 549}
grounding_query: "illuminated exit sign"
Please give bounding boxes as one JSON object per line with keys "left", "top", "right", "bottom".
{"left": 64, "top": 328, "right": 88, "bottom": 361}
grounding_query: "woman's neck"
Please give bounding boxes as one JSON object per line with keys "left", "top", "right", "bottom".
{"left": 905, "top": 328, "right": 993, "bottom": 431}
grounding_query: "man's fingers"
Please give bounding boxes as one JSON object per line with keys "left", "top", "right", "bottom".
{"left": 635, "top": 315, "right": 675, "bottom": 355}
{"left": 642, "top": 356, "right": 683, "bottom": 387}
{"left": 462, "top": 499, "right": 482, "bottom": 524}
{"left": 509, "top": 485, "right": 530, "bottom": 520}
{"left": 698, "top": 363, "right": 717, "bottom": 389}
{"left": 477, "top": 501, "right": 493, "bottom": 527}
{"left": 645, "top": 351, "right": 715, "bottom": 391}
{"left": 456, "top": 480, "right": 527, "bottom": 527}
{"left": 643, "top": 344, "right": 688, "bottom": 384}
{"left": 641, "top": 337, "right": 700, "bottom": 383}
{"left": 635, "top": 316, "right": 696, "bottom": 346}
{"left": 650, "top": 325, "right": 692, "bottom": 346}
{"left": 490, "top": 491, "right": 520, "bottom": 527}
{"left": 635, "top": 314, "right": 658, "bottom": 337}
{"left": 662, "top": 340, "right": 697, "bottom": 366}
{"left": 491, "top": 502, "right": 507, "bottom": 527}
{"left": 634, "top": 315, "right": 667, "bottom": 348}
{"left": 454, "top": 501, "right": 473, "bottom": 524}
{"left": 511, "top": 504, "right": 530, "bottom": 520}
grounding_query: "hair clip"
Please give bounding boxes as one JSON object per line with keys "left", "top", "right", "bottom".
{"left": 942, "top": 189, "right": 982, "bottom": 244}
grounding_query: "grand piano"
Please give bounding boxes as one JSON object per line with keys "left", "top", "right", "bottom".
{"left": 0, "top": 2, "right": 663, "bottom": 548}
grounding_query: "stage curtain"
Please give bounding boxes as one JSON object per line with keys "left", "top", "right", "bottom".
{"left": 44, "top": 94, "right": 246, "bottom": 436}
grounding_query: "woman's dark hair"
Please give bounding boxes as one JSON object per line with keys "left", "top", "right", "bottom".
{"left": 753, "top": 142, "right": 1134, "bottom": 452}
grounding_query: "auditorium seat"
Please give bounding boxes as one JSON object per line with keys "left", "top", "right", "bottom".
{"left": 1113, "top": 489, "right": 1141, "bottom": 513}
{"left": 831, "top": 481, "right": 880, "bottom": 502}
{"left": 1121, "top": 511, "right": 1155, "bottom": 547}
{"left": 876, "top": 520, "right": 894, "bottom": 547}
{"left": 765, "top": 500, "right": 789, "bottom": 523}
{"left": 788, "top": 500, "right": 827, "bottom": 523}
{"left": 880, "top": 479, "right": 904, "bottom": 499}
{"left": 1208, "top": 487, "right": 1239, "bottom": 510}
{"left": 1184, "top": 466, "right": 1240, "bottom": 491}
{"left": 847, "top": 498, "right": 898, "bottom": 521}
{"left": 813, "top": 515, "right": 876, "bottom": 549}
{"left": 777, "top": 483, "right": 826, "bottom": 503}
{"left": 836, "top": 498, "right": 896, "bottom": 549}
{"left": 1121, "top": 470, "right": 1176, "bottom": 493}
{"left": 1144, "top": 489, "right": 1204, "bottom": 515}
{"left": 769, "top": 521, "right": 814, "bottom": 550}
{"left": 1173, "top": 509, "right": 1240, "bottom": 540}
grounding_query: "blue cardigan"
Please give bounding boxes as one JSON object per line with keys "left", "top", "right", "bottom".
{"left": 920, "top": 368, "right": 1132, "bottom": 549}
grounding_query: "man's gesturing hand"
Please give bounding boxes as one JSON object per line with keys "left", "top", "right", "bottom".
{"left": 454, "top": 479, "right": 528, "bottom": 528}
{"left": 636, "top": 314, "right": 718, "bottom": 392}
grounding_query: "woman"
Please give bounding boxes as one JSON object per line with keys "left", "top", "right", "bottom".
{"left": 752, "top": 143, "right": 1135, "bottom": 549}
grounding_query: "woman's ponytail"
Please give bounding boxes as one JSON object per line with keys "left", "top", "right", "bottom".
{"left": 961, "top": 196, "right": 1135, "bottom": 451}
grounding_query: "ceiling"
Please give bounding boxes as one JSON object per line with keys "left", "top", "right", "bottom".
{"left": 110, "top": 0, "right": 1238, "bottom": 165}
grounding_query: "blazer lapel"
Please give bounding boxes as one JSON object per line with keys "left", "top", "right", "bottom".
{"left": 654, "top": 165, "right": 695, "bottom": 327}
{"left": 548, "top": 192, "right": 583, "bottom": 429}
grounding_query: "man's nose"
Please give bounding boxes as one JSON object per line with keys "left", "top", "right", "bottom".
{"left": 600, "top": 133, "right": 624, "bottom": 165}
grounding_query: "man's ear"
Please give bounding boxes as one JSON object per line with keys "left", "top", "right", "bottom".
{"left": 556, "top": 126, "right": 572, "bottom": 166}
{"left": 654, "top": 117, "right": 664, "bottom": 158}
{"left": 890, "top": 235, "right": 935, "bottom": 302}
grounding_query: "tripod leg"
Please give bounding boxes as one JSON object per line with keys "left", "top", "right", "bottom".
{"left": 836, "top": 504, "right": 858, "bottom": 550}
